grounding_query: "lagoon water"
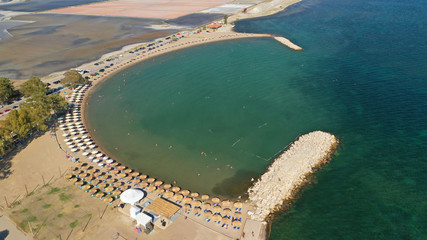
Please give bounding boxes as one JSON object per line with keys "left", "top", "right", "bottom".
{"left": 87, "top": 0, "right": 426, "bottom": 238}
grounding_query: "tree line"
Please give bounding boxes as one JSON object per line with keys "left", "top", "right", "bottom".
{"left": 0, "top": 70, "right": 87, "bottom": 156}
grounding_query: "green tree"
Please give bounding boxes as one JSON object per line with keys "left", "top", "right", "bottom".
{"left": 61, "top": 70, "right": 87, "bottom": 88}
{"left": 3, "top": 109, "right": 32, "bottom": 138}
{"left": 224, "top": 16, "right": 228, "bottom": 24}
{"left": 0, "top": 77, "right": 14, "bottom": 103}
{"left": 20, "top": 76, "right": 48, "bottom": 97}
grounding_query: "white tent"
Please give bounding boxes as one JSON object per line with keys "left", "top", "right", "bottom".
{"left": 130, "top": 205, "right": 142, "bottom": 219}
{"left": 136, "top": 212, "right": 153, "bottom": 229}
{"left": 120, "top": 189, "right": 146, "bottom": 205}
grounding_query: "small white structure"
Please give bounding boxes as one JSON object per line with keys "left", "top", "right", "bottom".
{"left": 130, "top": 205, "right": 142, "bottom": 219}
{"left": 136, "top": 212, "right": 153, "bottom": 229}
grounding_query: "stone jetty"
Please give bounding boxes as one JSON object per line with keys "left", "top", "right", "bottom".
{"left": 248, "top": 131, "right": 338, "bottom": 221}
{"left": 273, "top": 36, "right": 303, "bottom": 51}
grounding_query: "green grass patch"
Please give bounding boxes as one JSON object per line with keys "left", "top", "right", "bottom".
{"left": 26, "top": 215, "right": 37, "bottom": 222}
{"left": 59, "top": 193, "right": 72, "bottom": 202}
{"left": 42, "top": 204, "right": 52, "bottom": 209}
{"left": 37, "top": 197, "right": 43, "bottom": 201}
{"left": 74, "top": 204, "right": 80, "bottom": 208}
{"left": 57, "top": 213, "right": 63, "bottom": 218}
{"left": 69, "top": 220, "right": 78, "bottom": 228}
{"left": 49, "top": 187, "right": 60, "bottom": 194}
{"left": 21, "top": 208, "right": 29, "bottom": 213}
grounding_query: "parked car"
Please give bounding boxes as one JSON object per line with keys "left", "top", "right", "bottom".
{"left": 53, "top": 80, "right": 61, "bottom": 84}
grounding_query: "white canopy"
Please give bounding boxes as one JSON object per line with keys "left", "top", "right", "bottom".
{"left": 130, "top": 205, "right": 142, "bottom": 219}
{"left": 136, "top": 212, "right": 153, "bottom": 228}
{"left": 120, "top": 189, "right": 146, "bottom": 205}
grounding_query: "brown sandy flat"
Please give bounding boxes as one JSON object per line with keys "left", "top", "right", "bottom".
{"left": 46, "top": 0, "right": 231, "bottom": 19}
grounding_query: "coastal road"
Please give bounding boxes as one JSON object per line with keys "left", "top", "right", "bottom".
{"left": 0, "top": 210, "right": 32, "bottom": 240}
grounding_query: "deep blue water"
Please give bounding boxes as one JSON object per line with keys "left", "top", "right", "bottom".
{"left": 235, "top": 0, "right": 427, "bottom": 239}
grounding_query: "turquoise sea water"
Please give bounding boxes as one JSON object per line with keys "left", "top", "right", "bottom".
{"left": 87, "top": 0, "right": 426, "bottom": 238}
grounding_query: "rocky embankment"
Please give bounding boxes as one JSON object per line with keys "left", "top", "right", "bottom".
{"left": 248, "top": 131, "right": 338, "bottom": 221}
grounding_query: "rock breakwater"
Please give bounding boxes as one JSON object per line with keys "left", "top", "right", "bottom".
{"left": 248, "top": 131, "right": 338, "bottom": 221}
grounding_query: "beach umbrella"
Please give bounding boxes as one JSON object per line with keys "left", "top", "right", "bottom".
{"left": 154, "top": 180, "right": 163, "bottom": 186}
{"left": 194, "top": 207, "right": 202, "bottom": 213}
{"left": 117, "top": 166, "right": 126, "bottom": 170}
{"left": 93, "top": 159, "right": 100, "bottom": 163}
{"left": 204, "top": 210, "right": 213, "bottom": 218}
{"left": 124, "top": 176, "right": 132, "bottom": 181}
{"left": 164, "top": 191, "right": 174, "bottom": 198}
{"left": 212, "top": 214, "right": 222, "bottom": 221}
{"left": 62, "top": 133, "right": 70, "bottom": 137}
{"left": 80, "top": 173, "right": 89, "bottom": 178}
{"left": 180, "top": 190, "right": 190, "bottom": 196}
{"left": 140, "top": 182, "right": 149, "bottom": 187}
{"left": 82, "top": 185, "right": 92, "bottom": 191}
{"left": 99, "top": 174, "right": 109, "bottom": 180}
{"left": 105, "top": 186, "right": 114, "bottom": 192}
{"left": 124, "top": 169, "right": 132, "bottom": 174}
{"left": 131, "top": 179, "right": 141, "bottom": 185}
{"left": 75, "top": 181, "right": 84, "bottom": 186}
{"left": 91, "top": 150, "right": 99, "bottom": 154}
{"left": 70, "top": 178, "right": 78, "bottom": 183}
{"left": 234, "top": 212, "right": 242, "bottom": 218}
{"left": 69, "top": 166, "right": 78, "bottom": 171}
{"left": 66, "top": 142, "right": 74, "bottom": 146}
{"left": 234, "top": 202, "right": 243, "bottom": 208}
{"left": 88, "top": 156, "right": 95, "bottom": 160}
{"left": 223, "top": 208, "right": 232, "bottom": 215}
{"left": 93, "top": 172, "right": 102, "bottom": 177}
{"left": 162, "top": 184, "right": 172, "bottom": 190}
{"left": 183, "top": 197, "right": 192, "bottom": 204}
{"left": 193, "top": 200, "right": 202, "bottom": 207}
{"left": 213, "top": 205, "right": 222, "bottom": 213}
{"left": 201, "top": 195, "right": 209, "bottom": 200}
{"left": 111, "top": 170, "right": 119, "bottom": 175}
{"left": 88, "top": 189, "right": 97, "bottom": 194}
{"left": 120, "top": 188, "right": 146, "bottom": 205}
{"left": 97, "top": 163, "right": 104, "bottom": 167}
{"left": 106, "top": 178, "right": 115, "bottom": 184}
{"left": 96, "top": 153, "right": 104, "bottom": 157}
{"left": 76, "top": 162, "right": 85, "bottom": 167}
{"left": 81, "top": 165, "right": 89, "bottom": 170}
{"left": 84, "top": 138, "right": 91, "bottom": 142}
{"left": 72, "top": 136, "right": 80, "bottom": 140}
{"left": 112, "top": 190, "right": 122, "bottom": 196}
{"left": 64, "top": 174, "right": 73, "bottom": 179}
{"left": 146, "top": 178, "right": 155, "bottom": 183}
{"left": 222, "top": 216, "right": 231, "bottom": 224}
{"left": 70, "top": 148, "right": 78, "bottom": 152}
{"left": 155, "top": 188, "right": 165, "bottom": 194}
{"left": 87, "top": 168, "right": 96, "bottom": 174}
{"left": 146, "top": 186, "right": 156, "bottom": 192}
{"left": 98, "top": 183, "right": 108, "bottom": 189}
{"left": 138, "top": 174, "right": 147, "bottom": 180}
{"left": 183, "top": 203, "right": 191, "bottom": 210}
{"left": 64, "top": 138, "right": 72, "bottom": 142}
{"left": 110, "top": 162, "right": 119, "bottom": 167}
{"left": 190, "top": 192, "right": 199, "bottom": 198}
{"left": 77, "top": 142, "right": 85, "bottom": 146}
{"left": 173, "top": 194, "right": 183, "bottom": 201}
{"left": 212, "top": 197, "right": 220, "bottom": 203}
{"left": 222, "top": 200, "right": 232, "bottom": 207}
{"left": 232, "top": 220, "right": 241, "bottom": 227}
{"left": 89, "top": 144, "right": 97, "bottom": 148}
{"left": 80, "top": 146, "right": 87, "bottom": 150}
{"left": 95, "top": 192, "right": 105, "bottom": 198}
{"left": 171, "top": 186, "right": 181, "bottom": 192}
{"left": 107, "top": 159, "right": 115, "bottom": 164}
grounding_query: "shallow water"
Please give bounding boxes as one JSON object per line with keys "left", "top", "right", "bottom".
{"left": 87, "top": 0, "right": 426, "bottom": 238}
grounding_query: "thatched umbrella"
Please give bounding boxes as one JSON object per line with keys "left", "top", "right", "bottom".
{"left": 146, "top": 178, "right": 155, "bottom": 183}
{"left": 155, "top": 188, "right": 165, "bottom": 194}
{"left": 204, "top": 210, "right": 213, "bottom": 218}
{"left": 234, "top": 202, "right": 243, "bottom": 208}
{"left": 212, "top": 214, "right": 222, "bottom": 221}
{"left": 82, "top": 185, "right": 92, "bottom": 191}
{"left": 105, "top": 186, "right": 114, "bottom": 192}
{"left": 131, "top": 179, "right": 141, "bottom": 185}
{"left": 154, "top": 180, "right": 163, "bottom": 186}
{"left": 117, "top": 166, "right": 126, "bottom": 170}
{"left": 222, "top": 200, "right": 232, "bottom": 207}
{"left": 124, "top": 176, "right": 132, "bottom": 181}
{"left": 88, "top": 189, "right": 97, "bottom": 194}
{"left": 98, "top": 183, "right": 108, "bottom": 189}
{"left": 104, "top": 197, "right": 114, "bottom": 203}
{"left": 183, "top": 197, "right": 192, "bottom": 204}
{"left": 110, "top": 170, "right": 119, "bottom": 175}
{"left": 193, "top": 200, "right": 202, "bottom": 207}
{"left": 70, "top": 178, "right": 78, "bottom": 183}
{"left": 76, "top": 162, "right": 85, "bottom": 167}
{"left": 180, "top": 190, "right": 190, "bottom": 196}
{"left": 131, "top": 172, "right": 140, "bottom": 177}
{"left": 164, "top": 191, "right": 174, "bottom": 198}
{"left": 171, "top": 186, "right": 181, "bottom": 192}
{"left": 124, "top": 169, "right": 132, "bottom": 174}
{"left": 232, "top": 220, "right": 241, "bottom": 227}
{"left": 87, "top": 168, "right": 96, "bottom": 174}
{"left": 234, "top": 212, "right": 242, "bottom": 218}
{"left": 211, "top": 197, "right": 220, "bottom": 204}
{"left": 190, "top": 192, "right": 199, "bottom": 198}
{"left": 203, "top": 203, "right": 211, "bottom": 209}
{"left": 140, "top": 182, "right": 149, "bottom": 187}
{"left": 79, "top": 173, "right": 89, "bottom": 178}
{"left": 69, "top": 166, "right": 78, "bottom": 171}
{"left": 110, "top": 162, "right": 119, "bottom": 167}
{"left": 112, "top": 190, "right": 122, "bottom": 196}
{"left": 95, "top": 192, "right": 105, "bottom": 198}
{"left": 223, "top": 208, "right": 232, "bottom": 215}
{"left": 201, "top": 195, "right": 209, "bottom": 201}
{"left": 146, "top": 185, "right": 156, "bottom": 192}
{"left": 94, "top": 172, "right": 102, "bottom": 177}
{"left": 183, "top": 204, "right": 191, "bottom": 211}
{"left": 138, "top": 174, "right": 147, "bottom": 180}
{"left": 162, "top": 184, "right": 172, "bottom": 190}
{"left": 213, "top": 205, "right": 222, "bottom": 213}
{"left": 173, "top": 194, "right": 183, "bottom": 201}
{"left": 194, "top": 207, "right": 202, "bottom": 213}
{"left": 222, "top": 216, "right": 231, "bottom": 224}
{"left": 64, "top": 174, "right": 73, "bottom": 179}
{"left": 117, "top": 173, "right": 126, "bottom": 178}
{"left": 75, "top": 181, "right": 84, "bottom": 186}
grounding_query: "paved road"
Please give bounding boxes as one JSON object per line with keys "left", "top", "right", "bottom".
{"left": 0, "top": 211, "right": 32, "bottom": 240}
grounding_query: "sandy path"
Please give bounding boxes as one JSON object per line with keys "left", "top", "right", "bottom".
{"left": 0, "top": 211, "right": 31, "bottom": 240}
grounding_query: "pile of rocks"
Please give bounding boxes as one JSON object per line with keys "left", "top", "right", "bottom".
{"left": 248, "top": 131, "right": 338, "bottom": 221}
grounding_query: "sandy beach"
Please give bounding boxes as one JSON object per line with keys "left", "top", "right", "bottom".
{"left": 0, "top": 0, "right": 315, "bottom": 239}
